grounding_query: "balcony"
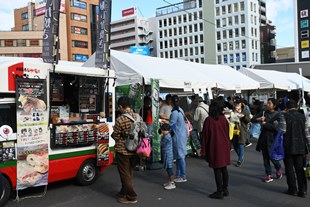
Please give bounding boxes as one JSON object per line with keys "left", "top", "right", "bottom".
{"left": 156, "top": 0, "right": 197, "bottom": 17}
{"left": 111, "top": 32, "right": 136, "bottom": 41}
{"left": 111, "top": 24, "right": 135, "bottom": 33}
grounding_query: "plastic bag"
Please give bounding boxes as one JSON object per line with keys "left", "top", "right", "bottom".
{"left": 271, "top": 131, "right": 284, "bottom": 161}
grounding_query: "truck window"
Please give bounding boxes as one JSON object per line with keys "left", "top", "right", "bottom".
{"left": 0, "top": 103, "right": 17, "bottom": 132}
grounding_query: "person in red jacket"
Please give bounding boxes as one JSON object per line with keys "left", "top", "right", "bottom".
{"left": 201, "top": 98, "right": 231, "bottom": 199}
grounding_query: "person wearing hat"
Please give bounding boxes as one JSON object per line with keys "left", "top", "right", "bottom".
{"left": 170, "top": 95, "right": 188, "bottom": 183}
{"left": 193, "top": 96, "right": 209, "bottom": 156}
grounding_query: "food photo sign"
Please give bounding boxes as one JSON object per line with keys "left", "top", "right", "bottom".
{"left": 15, "top": 79, "right": 49, "bottom": 190}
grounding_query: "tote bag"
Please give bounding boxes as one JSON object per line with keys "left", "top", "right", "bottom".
{"left": 271, "top": 131, "right": 285, "bottom": 161}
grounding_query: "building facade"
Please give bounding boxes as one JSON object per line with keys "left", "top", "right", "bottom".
{"left": 155, "top": 0, "right": 214, "bottom": 64}
{"left": 215, "top": 0, "right": 261, "bottom": 69}
{"left": 0, "top": 0, "right": 100, "bottom": 62}
{"left": 260, "top": 21, "right": 276, "bottom": 63}
{"left": 110, "top": 16, "right": 154, "bottom": 54}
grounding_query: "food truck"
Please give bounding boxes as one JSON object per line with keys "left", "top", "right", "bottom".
{"left": 0, "top": 57, "right": 116, "bottom": 205}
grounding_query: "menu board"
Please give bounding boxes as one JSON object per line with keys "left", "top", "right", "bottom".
{"left": 51, "top": 76, "right": 64, "bottom": 102}
{"left": 15, "top": 78, "right": 49, "bottom": 190}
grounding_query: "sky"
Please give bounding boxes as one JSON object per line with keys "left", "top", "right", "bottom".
{"left": 0, "top": 0, "right": 295, "bottom": 48}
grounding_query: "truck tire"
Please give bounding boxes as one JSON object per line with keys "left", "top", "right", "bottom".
{"left": 0, "top": 175, "right": 11, "bottom": 207}
{"left": 76, "top": 159, "right": 98, "bottom": 186}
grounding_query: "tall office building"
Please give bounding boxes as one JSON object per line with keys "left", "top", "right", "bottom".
{"left": 155, "top": 0, "right": 216, "bottom": 64}
{"left": 110, "top": 15, "right": 154, "bottom": 54}
{"left": 215, "top": 0, "right": 261, "bottom": 69}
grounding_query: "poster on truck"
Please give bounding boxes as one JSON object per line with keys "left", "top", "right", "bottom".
{"left": 15, "top": 78, "right": 49, "bottom": 190}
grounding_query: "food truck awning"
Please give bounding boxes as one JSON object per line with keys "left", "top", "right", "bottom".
{"left": 239, "top": 67, "right": 310, "bottom": 91}
{"left": 83, "top": 50, "right": 260, "bottom": 91}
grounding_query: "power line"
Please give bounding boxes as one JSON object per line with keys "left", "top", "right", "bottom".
{"left": 137, "top": 7, "right": 144, "bottom": 17}
{"left": 162, "top": 0, "right": 291, "bottom": 50}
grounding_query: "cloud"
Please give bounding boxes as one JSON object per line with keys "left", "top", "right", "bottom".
{"left": 0, "top": 0, "right": 33, "bottom": 31}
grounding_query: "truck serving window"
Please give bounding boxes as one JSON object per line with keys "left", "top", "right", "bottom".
{"left": 0, "top": 103, "right": 17, "bottom": 132}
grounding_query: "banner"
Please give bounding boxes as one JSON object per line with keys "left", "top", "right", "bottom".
{"left": 95, "top": 0, "right": 112, "bottom": 69}
{"left": 16, "top": 79, "right": 49, "bottom": 190}
{"left": 42, "top": 0, "right": 61, "bottom": 63}
{"left": 115, "top": 84, "right": 142, "bottom": 113}
{"left": 151, "top": 79, "right": 161, "bottom": 162}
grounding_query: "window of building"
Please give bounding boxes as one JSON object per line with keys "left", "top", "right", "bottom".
{"left": 183, "top": 14, "right": 187, "bottom": 23}
{"left": 234, "top": 3, "right": 238, "bottom": 12}
{"left": 163, "top": 19, "right": 167, "bottom": 27}
{"left": 200, "top": 34, "right": 203, "bottom": 43}
{"left": 251, "top": 15, "right": 253, "bottom": 24}
{"left": 201, "top": 58, "right": 204, "bottom": 63}
{"left": 254, "top": 16, "right": 257, "bottom": 25}
{"left": 189, "top": 36, "right": 193, "bottom": 44}
{"left": 199, "top": 22, "right": 203, "bottom": 31}
{"left": 179, "top": 27, "right": 182, "bottom": 35}
{"left": 236, "top": 53, "right": 240, "bottom": 62}
{"left": 189, "top": 48, "right": 193, "bottom": 56}
{"left": 184, "top": 26, "right": 187, "bottom": 34}
{"left": 255, "top": 28, "right": 257, "bottom": 37}
{"left": 71, "top": 13, "right": 87, "bottom": 22}
{"left": 165, "top": 51, "right": 168, "bottom": 58}
{"left": 223, "top": 55, "right": 228, "bottom": 63}
{"left": 240, "top": 2, "right": 245, "bottom": 11}
{"left": 184, "top": 37, "right": 188, "bottom": 45}
{"left": 169, "top": 40, "right": 173, "bottom": 47}
{"left": 72, "top": 54, "right": 88, "bottom": 62}
{"left": 16, "top": 39, "right": 26, "bottom": 47}
{"left": 194, "top": 12, "right": 198, "bottom": 20}
{"left": 170, "top": 51, "right": 173, "bottom": 58}
{"left": 174, "top": 28, "right": 177, "bottom": 35}
{"left": 251, "top": 27, "right": 254, "bottom": 36}
{"left": 169, "top": 29, "right": 172, "bottom": 36}
{"left": 200, "top": 46, "right": 204, "bottom": 54}
{"left": 4, "top": 40, "right": 13, "bottom": 47}
{"left": 22, "top": 24, "right": 29, "bottom": 31}
{"left": 174, "top": 39, "right": 177, "bottom": 47}
{"left": 173, "top": 17, "right": 177, "bottom": 24}
{"left": 188, "top": 25, "right": 192, "bottom": 33}
{"left": 178, "top": 15, "right": 182, "bottom": 23}
{"left": 159, "top": 20, "right": 162, "bottom": 28}
{"left": 222, "top": 18, "right": 226, "bottom": 27}
{"left": 234, "top": 15, "right": 239, "bottom": 24}
{"left": 218, "top": 55, "right": 222, "bottom": 64}
{"left": 179, "top": 38, "right": 183, "bottom": 46}
{"left": 255, "top": 40, "right": 258, "bottom": 50}
{"left": 256, "top": 53, "right": 258, "bottom": 62}
{"left": 194, "top": 35, "right": 198, "bottom": 43}
{"left": 228, "top": 17, "right": 232, "bottom": 26}
{"left": 235, "top": 28, "right": 239, "bottom": 37}
{"left": 160, "top": 52, "right": 164, "bottom": 58}
{"left": 230, "top": 54, "right": 234, "bottom": 63}
{"left": 216, "top": 0, "right": 219, "bottom": 4}
{"left": 241, "top": 14, "right": 245, "bottom": 23}
{"left": 216, "top": 19, "right": 221, "bottom": 28}
{"left": 185, "top": 48, "right": 188, "bottom": 56}
{"left": 241, "top": 27, "right": 245, "bottom": 36}
{"left": 242, "top": 40, "right": 246, "bottom": 48}
{"left": 222, "top": 6, "right": 226, "bottom": 15}
{"left": 216, "top": 7, "right": 220, "bottom": 16}
{"left": 71, "top": 26, "right": 87, "bottom": 35}
{"left": 217, "top": 43, "right": 221, "bottom": 52}
{"left": 229, "top": 29, "right": 233, "bottom": 38}
{"left": 229, "top": 41, "right": 233, "bottom": 50}
{"left": 223, "top": 30, "right": 227, "bottom": 39}
{"left": 72, "top": 40, "right": 88, "bottom": 48}
{"left": 174, "top": 50, "right": 178, "bottom": 58}
{"left": 223, "top": 42, "right": 227, "bottom": 51}
{"left": 71, "top": 0, "right": 87, "bottom": 9}
{"left": 254, "top": 3, "right": 257, "bottom": 13}
{"left": 228, "top": 4, "right": 232, "bottom": 13}
{"left": 180, "top": 49, "right": 183, "bottom": 57}
{"left": 30, "top": 40, "right": 39, "bottom": 46}
{"left": 160, "top": 41, "right": 163, "bottom": 49}
{"left": 164, "top": 30, "right": 167, "bottom": 37}
{"left": 251, "top": 2, "right": 253, "bottom": 11}
{"left": 168, "top": 18, "right": 172, "bottom": 26}
{"left": 252, "top": 40, "right": 254, "bottom": 49}
{"left": 242, "top": 52, "right": 246, "bottom": 61}
{"left": 165, "top": 41, "right": 168, "bottom": 48}
{"left": 252, "top": 52, "right": 255, "bottom": 61}
{"left": 235, "top": 40, "right": 239, "bottom": 49}
{"left": 195, "top": 47, "right": 199, "bottom": 55}
{"left": 159, "top": 31, "right": 163, "bottom": 38}
{"left": 21, "top": 12, "right": 28, "bottom": 20}
{"left": 194, "top": 24, "right": 198, "bottom": 32}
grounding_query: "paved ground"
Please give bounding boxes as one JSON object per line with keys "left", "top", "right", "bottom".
{"left": 5, "top": 142, "right": 310, "bottom": 207}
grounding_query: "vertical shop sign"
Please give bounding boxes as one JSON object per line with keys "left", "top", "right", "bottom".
{"left": 16, "top": 79, "right": 49, "bottom": 190}
{"left": 95, "top": 0, "right": 112, "bottom": 69}
{"left": 42, "top": 0, "right": 61, "bottom": 63}
{"left": 151, "top": 79, "right": 161, "bottom": 162}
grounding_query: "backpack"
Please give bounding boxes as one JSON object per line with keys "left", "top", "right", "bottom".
{"left": 122, "top": 113, "right": 147, "bottom": 152}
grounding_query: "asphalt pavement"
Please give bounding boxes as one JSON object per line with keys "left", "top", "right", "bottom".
{"left": 6, "top": 142, "right": 310, "bottom": 207}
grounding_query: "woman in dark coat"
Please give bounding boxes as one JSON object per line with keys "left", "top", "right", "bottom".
{"left": 201, "top": 98, "right": 231, "bottom": 199}
{"left": 252, "top": 98, "right": 286, "bottom": 183}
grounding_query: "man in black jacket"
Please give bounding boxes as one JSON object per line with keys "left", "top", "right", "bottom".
{"left": 283, "top": 100, "right": 308, "bottom": 198}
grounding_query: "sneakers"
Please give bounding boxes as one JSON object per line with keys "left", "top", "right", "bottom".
{"left": 174, "top": 177, "right": 187, "bottom": 183}
{"left": 164, "top": 182, "right": 176, "bottom": 190}
{"left": 118, "top": 197, "right": 138, "bottom": 204}
{"left": 276, "top": 169, "right": 283, "bottom": 179}
{"left": 245, "top": 142, "right": 252, "bottom": 147}
{"left": 235, "top": 160, "right": 243, "bottom": 167}
{"left": 263, "top": 175, "right": 273, "bottom": 183}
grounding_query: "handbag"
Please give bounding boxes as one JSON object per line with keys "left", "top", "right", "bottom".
{"left": 229, "top": 123, "right": 234, "bottom": 140}
{"left": 271, "top": 131, "right": 285, "bottom": 161}
{"left": 233, "top": 123, "right": 240, "bottom": 136}
{"left": 136, "top": 138, "right": 151, "bottom": 158}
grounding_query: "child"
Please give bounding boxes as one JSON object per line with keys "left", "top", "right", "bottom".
{"left": 160, "top": 123, "right": 175, "bottom": 190}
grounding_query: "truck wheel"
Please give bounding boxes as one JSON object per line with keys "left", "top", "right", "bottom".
{"left": 76, "top": 159, "right": 98, "bottom": 186}
{"left": 0, "top": 176, "right": 12, "bottom": 206}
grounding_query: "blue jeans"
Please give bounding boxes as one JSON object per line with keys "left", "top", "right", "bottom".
{"left": 233, "top": 142, "right": 244, "bottom": 162}
{"left": 176, "top": 157, "right": 186, "bottom": 178}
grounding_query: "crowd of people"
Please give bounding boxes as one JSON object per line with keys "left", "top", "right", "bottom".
{"left": 111, "top": 94, "right": 309, "bottom": 204}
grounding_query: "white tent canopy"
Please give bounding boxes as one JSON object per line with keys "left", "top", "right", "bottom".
{"left": 239, "top": 68, "right": 310, "bottom": 92}
{"left": 83, "top": 50, "right": 260, "bottom": 91}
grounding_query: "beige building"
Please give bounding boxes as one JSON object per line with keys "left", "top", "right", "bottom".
{"left": 0, "top": 0, "right": 100, "bottom": 62}
{"left": 276, "top": 47, "right": 295, "bottom": 61}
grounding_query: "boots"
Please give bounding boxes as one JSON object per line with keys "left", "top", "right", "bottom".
{"left": 209, "top": 191, "right": 224, "bottom": 199}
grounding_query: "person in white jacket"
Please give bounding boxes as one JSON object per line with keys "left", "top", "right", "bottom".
{"left": 193, "top": 97, "right": 209, "bottom": 156}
